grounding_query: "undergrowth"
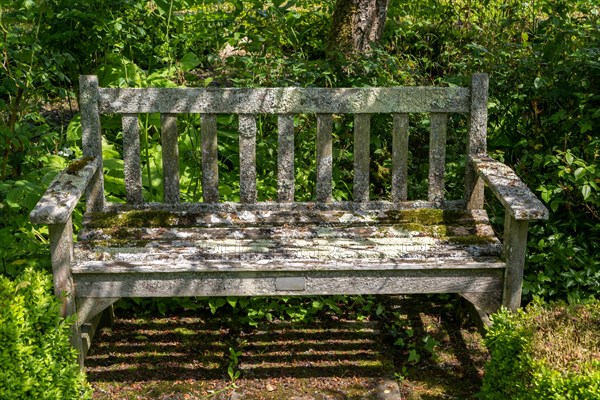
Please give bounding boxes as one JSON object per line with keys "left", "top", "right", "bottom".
{"left": 481, "top": 300, "right": 600, "bottom": 399}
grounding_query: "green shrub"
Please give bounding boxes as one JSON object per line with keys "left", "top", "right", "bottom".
{"left": 0, "top": 268, "right": 91, "bottom": 400}
{"left": 480, "top": 300, "right": 600, "bottom": 399}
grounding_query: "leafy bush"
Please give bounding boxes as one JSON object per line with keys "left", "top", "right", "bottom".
{"left": 0, "top": 268, "right": 91, "bottom": 399}
{"left": 480, "top": 300, "right": 600, "bottom": 399}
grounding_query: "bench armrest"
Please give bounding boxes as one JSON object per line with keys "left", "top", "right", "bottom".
{"left": 30, "top": 157, "right": 100, "bottom": 225}
{"left": 472, "top": 156, "right": 549, "bottom": 221}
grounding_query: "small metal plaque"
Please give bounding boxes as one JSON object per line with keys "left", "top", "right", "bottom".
{"left": 276, "top": 277, "right": 306, "bottom": 291}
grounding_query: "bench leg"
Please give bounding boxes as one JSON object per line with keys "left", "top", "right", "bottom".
{"left": 76, "top": 297, "right": 119, "bottom": 359}
{"left": 459, "top": 292, "right": 502, "bottom": 334}
{"left": 502, "top": 215, "right": 529, "bottom": 311}
{"left": 99, "top": 303, "right": 116, "bottom": 329}
{"left": 49, "top": 218, "right": 85, "bottom": 368}
{"left": 77, "top": 297, "right": 119, "bottom": 327}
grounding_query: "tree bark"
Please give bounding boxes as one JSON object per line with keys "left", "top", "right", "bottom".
{"left": 328, "top": 0, "right": 390, "bottom": 54}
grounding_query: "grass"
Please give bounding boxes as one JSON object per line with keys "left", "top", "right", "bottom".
{"left": 528, "top": 302, "right": 600, "bottom": 375}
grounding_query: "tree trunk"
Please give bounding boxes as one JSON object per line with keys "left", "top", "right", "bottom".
{"left": 328, "top": 0, "right": 390, "bottom": 54}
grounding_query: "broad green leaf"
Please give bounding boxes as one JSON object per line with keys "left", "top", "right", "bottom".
{"left": 582, "top": 184, "right": 592, "bottom": 200}
{"left": 227, "top": 297, "right": 238, "bottom": 308}
{"left": 180, "top": 52, "right": 200, "bottom": 72}
{"left": 208, "top": 297, "right": 226, "bottom": 314}
{"left": 565, "top": 152, "right": 574, "bottom": 166}
{"left": 541, "top": 190, "right": 550, "bottom": 204}
{"left": 408, "top": 349, "right": 420, "bottom": 363}
{"left": 574, "top": 167, "right": 586, "bottom": 181}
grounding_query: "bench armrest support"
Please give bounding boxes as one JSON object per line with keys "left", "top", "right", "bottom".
{"left": 472, "top": 156, "right": 549, "bottom": 221}
{"left": 30, "top": 157, "right": 100, "bottom": 225}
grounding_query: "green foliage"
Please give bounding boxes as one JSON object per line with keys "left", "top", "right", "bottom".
{"left": 1, "top": 0, "right": 599, "bottom": 349}
{"left": 0, "top": 268, "right": 91, "bottom": 399}
{"left": 388, "top": 0, "right": 600, "bottom": 301}
{"left": 481, "top": 300, "right": 600, "bottom": 399}
{"left": 227, "top": 341, "right": 244, "bottom": 384}
{"left": 3, "top": 0, "right": 599, "bottom": 396}
{"left": 384, "top": 299, "right": 442, "bottom": 367}
{"left": 119, "top": 295, "right": 379, "bottom": 327}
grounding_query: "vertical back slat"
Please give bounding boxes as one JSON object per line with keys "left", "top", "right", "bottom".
{"left": 353, "top": 114, "right": 371, "bottom": 203}
{"left": 428, "top": 113, "right": 448, "bottom": 203}
{"left": 392, "top": 113, "right": 409, "bottom": 202}
{"left": 161, "top": 114, "right": 180, "bottom": 203}
{"left": 277, "top": 114, "right": 295, "bottom": 202}
{"left": 122, "top": 114, "right": 143, "bottom": 204}
{"left": 239, "top": 114, "right": 257, "bottom": 203}
{"left": 316, "top": 114, "right": 333, "bottom": 203}
{"left": 465, "top": 73, "right": 489, "bottom": 209}
{"left": 80, "top": 75, "right": 104, "bottom": 212}
{"left": 201, "top": 114, "right": 219, "bottom": 203}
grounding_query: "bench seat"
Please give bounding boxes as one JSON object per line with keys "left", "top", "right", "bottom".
{"left": 71, "top": 205, "right": 504, "bottom": 299}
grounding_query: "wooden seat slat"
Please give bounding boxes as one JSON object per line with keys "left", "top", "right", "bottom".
{"left": 73, "top": 258, "right": 506, "bottom": 274}
{"left": 80, "top": 207, "right": 491, "bottom": 229}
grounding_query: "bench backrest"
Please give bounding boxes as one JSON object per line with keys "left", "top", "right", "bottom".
{"left": 79, "top": 74, "right": 488, "bottom": 212}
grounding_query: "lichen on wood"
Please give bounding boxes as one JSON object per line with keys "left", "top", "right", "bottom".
{"left": 76, "top": 205, "right": 502, "bottom": 270}
{"left": 473, "top": 156, "right": 549, "bottom": 220}
{"left": 30, "top": 157, "right": 99, "bottom": 225}
{"left": 98, "top": 87, "right": 471, "bottom": 114}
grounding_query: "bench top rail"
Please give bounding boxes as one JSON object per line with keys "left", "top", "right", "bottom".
{"left": 97, "top": 86, "right": 471, "bottom": 114}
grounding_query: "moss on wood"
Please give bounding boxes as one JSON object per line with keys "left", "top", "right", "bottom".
{"left": 86, "top": 210, "right": 179, "bottom": 229}
{"left": 82, "top": 207, "right": 496, "bottom": 251}
{"left": 383, "top": 209, "right": 466, "bottom": 225}
{"left": 446, "top": 235, "right": 496, "bottom": 245}
{"left": 92, "top": 239, "right": 151, "bottom": 248}
{"left": 65, "top": 156, "right": 95, "bottom": 175}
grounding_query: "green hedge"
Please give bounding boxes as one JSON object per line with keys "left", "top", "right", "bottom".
{"left": 480, "top": 300, "right": 600, "bottom": 399}
{"left": 0, "top": 268, "right": 91, "bottom": 399}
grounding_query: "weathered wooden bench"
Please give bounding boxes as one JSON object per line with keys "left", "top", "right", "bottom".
{"left": 30, "top": 74, "right": 548, "bottom": 364}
